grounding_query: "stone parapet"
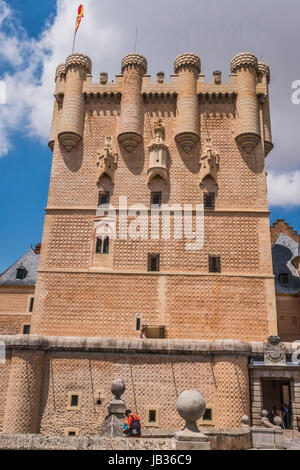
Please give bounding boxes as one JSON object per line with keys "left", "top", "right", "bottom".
{"left": 121, "top": 53, "right": 147, "bottom": 74}
{"left": 65, "top": 53, "right": 92, "bottom": 74}
{"left": 258, "top": 62, "right": 271, "bottom": 83}
{"left": 0, "top": 335, "right": 253, "bottom": 356}
{"left": 231, "top": 52, "right": 258, "bottom": 73}
{"left": 174, "top": 53, "right": 201, "bottom": 74}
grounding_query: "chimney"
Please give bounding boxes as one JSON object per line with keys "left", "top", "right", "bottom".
{"left": 34, "top": 243, "right": 41, "bottom": 255}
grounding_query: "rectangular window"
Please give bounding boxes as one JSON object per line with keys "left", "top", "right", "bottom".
{"left": 70, "top": 395, "right": 79, "bottom": 407}
{"left": 204, "top": 193, "right": 215, "bottom": 210}
{"left": 150, "top": 191, "right": 162, "bottom": 207}
{"left": 149, "top": 410, "right": 156, "bottom": 423}
{"left": 202, "top": 408, "right": 212, "bottom": 421}
{"left": 136, "top": 316, "right": 141, "bottom": 331}
{"left": 29, "top": 297, "right": 34, "bottom": 312}
{"left": 22, "top": 324, "right": 30, "bottom": 335}
{"left": 209, "top": 255, "right": 221, "bottom": 273}
{"left": 145, "top": 407, "right": 160, "bottom": 427}
{"left": 148, "top": 254, "right": 160, "bottom": 272}
{"left": 67, "top": 392, "right": 81, "bottom": 410}
{"left": 98, "top": 191, "right": 110, "bottom": 206}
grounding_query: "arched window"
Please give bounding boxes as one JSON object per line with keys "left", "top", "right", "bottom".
{"left": 95, "top": 236, "right": 109, "bottom": 254}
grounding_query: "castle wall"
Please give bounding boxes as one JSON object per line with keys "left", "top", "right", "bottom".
{"left": 0, "top": 287, "right": 33, "bottom": 335}
{"left": 276, "top": 294, "right": 300, "bottom": 342}
{"left": 0, "top": 337, "right": 251, "bottom": 434}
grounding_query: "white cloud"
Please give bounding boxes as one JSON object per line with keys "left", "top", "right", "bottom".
{"left": 267, "top": 171, "right": 300, "bottom": 207}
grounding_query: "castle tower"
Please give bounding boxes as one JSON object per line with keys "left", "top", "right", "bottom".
{"left": 48, "top": 64, "right": 66, "bottom": 151}
{"left": 174, "top": 53, "right": 201, "bottom": 153}
{"left": 58, "top": 53, "right": 92, "bottom": 152}
{"left": 258, "top": 62, "right": 273, "bottom": 156}
{"left": 0, "top": 49, "right": 284, "bottom": 436}
{"left": 231, "top": 52, "right": 261, "bottom": 152}
{"left": 118, "top": 53, "right": 147, "bottom": 152}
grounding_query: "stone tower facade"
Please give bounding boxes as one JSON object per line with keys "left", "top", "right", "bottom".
{"left": 32, "top": 51, "right": 276, "bottom": 341}
{"left": 1, "top": 51, "right": 290, "bottom": 437}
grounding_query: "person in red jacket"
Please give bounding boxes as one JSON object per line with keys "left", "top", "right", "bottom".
{"left": 125, "top": 409, "right": 141, "bottom": 437}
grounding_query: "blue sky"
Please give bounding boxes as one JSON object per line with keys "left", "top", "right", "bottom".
{"left": 0, "top": 0, "right": 299, "bottom": 273}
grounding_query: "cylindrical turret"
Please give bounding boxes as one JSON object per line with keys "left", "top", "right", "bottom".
{"left": 3, "top": 350, "right": 45, "bottom": 433}
{"left": 258, "top": 62, "right": 273, "bottom": 156}
{"left": 48, "top": 63, "right": 66, "bottom": 151}
{"left": 58, "top": 53, "right": 91, "bottom": 152}
{"left": 174, "top": 53, "right": 201, "bottom": 153}
{"left": 118, "top": 53, "right": 147, "bottom": 152}
{"left": 231, "top": 52, "right": 260, "bottom": 152}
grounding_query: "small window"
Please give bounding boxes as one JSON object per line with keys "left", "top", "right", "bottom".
{"left": 151, "top": 191, "right": 162, "bottom": 207}
{"left": 29, "top": 297, "right": 34, "bottom": 312}
{"left": 71, "top": 395, "right": 79, "bottom": 407}
{"left": 148, "top": 254, "right": 160, "bottom": 272}
{"left": 64, "top": 427, "right": 80, "bottom": 436}
{"left": 67, "top": 392, "right": 81, "bottom": 410}
{"left": 202, "top": 408, "right": 212, "bottom": 421}
{"left": 16, "top": 267, "right": 27, "bottom": 280}
{"left": 278, "top": 273, "right": 289, "bottom": 284}
{"left": 145, "top": 407, "right": 160, "bottom": 427}
{"left": 22, "top": 324, "right": 30, "bottom": 335}
{"left": 98, "top": 191, "right": 110, "bottom": 206}
{"left": 136, "top": 315, "right": 141, "bottom": 331}
{"left": 204, "top": 192, "right": 215, "bottom": 210}
{"left": 209, "top": 255, "right": 221, "bottom": 273}
{"left": 149, "top": 410, "right": 156, "bottom": 423}
{"left": 96, "top": 236, "right": 109, "bottom": 254}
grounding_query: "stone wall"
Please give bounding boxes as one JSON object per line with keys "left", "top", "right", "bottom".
{"left": 0, "top": 336, "right": 251, "bottom": 434}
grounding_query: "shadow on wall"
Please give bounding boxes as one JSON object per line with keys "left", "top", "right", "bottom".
{"left": 60, "top": 140, "right": 83, "bottom": 173}
{"left": 176, "top": 140, "right": 200, "bottom": 174}
{"left": 119, "top": 144, "right": 145, "bottom": 176}
{"left": 238, "top": 141, "right": 265, "bottom": 175}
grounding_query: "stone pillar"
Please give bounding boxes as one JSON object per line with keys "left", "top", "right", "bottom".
{"left": 258, "top": 62, "right": 273, "bottom": 156}
{"left": 118, "top": 53, "right": 147, "bottom": 152}
{"left": 48, "top": 64, "right": 66, "bottom": 151}
{"left": 231, "top": 52, "right": 260, "bottom": 152}
{"left": 100, "top": 379, "right": 126, "bottom": 437}
{"left": 3, "top": 350, "right": 45, "bottom": 434}
{"left": 291, "top": 376, "right": 300, "bottom": 430}
{"left": 213, "top": 356, "right": 250, "bottom": 429}
{"left": 58, "top": 53, "right": 92, "bottom": 152}
{"left": 174, "top": 53, "right": 201, "bottom": 153}
{"left": 250, "top": 377, "right": 263, "bottom": 426}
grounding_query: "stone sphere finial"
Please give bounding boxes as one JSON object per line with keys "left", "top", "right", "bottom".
{"left": 241, "top": 415, "right": 250, "bottom": 427}
{"left": 262, "top": 409, "right": 268, "bottom": 418}
{"left": 177, "top": 390, "right": 206, "bottom": 424}
{"left": 111, "top": 379, "right": 125, "bottom": 399}
{"left": 274, "top": 416, "right": 282, "bottom": 427}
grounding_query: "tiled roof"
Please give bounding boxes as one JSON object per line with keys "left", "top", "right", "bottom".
{"left": 272, "top": 232, "right": 300, "bottom": 295}
{"left": 0, "top": 249, "right": 39, "bottom": 286}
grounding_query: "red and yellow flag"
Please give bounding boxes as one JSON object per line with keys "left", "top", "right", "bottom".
{"left": 75, "top": 4, "right": 84, "bottom": 33}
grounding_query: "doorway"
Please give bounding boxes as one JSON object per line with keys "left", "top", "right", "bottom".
{"left": 261, "top": 379, "right": 293, "bottom": 429}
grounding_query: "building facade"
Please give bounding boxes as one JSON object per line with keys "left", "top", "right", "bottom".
{"left": 0, "top": 50, "right": 299, "bottom": 436}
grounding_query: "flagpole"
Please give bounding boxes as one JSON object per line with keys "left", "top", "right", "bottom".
{"left": 72, "top": 30, "right": 76, "bottom": 54}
